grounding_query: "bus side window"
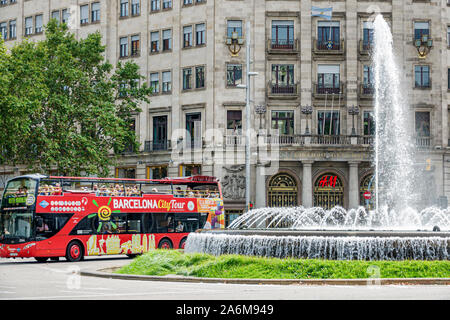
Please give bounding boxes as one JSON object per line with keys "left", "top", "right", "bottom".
{"left": 69, "top": 214, "right": 98, "bottom": 235}
{"left": 142, "top": 213, "right": 154, "bottom": 233}
{"left": 127, "top": 213, "right": 142, "bottom": 234}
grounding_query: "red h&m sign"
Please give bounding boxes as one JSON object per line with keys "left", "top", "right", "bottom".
{"left": 318, "top": 175, "right": 337, "bottom": 188}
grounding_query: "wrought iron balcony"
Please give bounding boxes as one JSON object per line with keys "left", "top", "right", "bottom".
{"left": 313, "top": 83, "right": 344, "bottom": 98}
{"left": 267, "top": 39, "right": 299, "bottom": 53}
{"left": 313, "top": 38, "right": 345, "bottom": 54}
{"left": 268, "top": 82, "right": 299, "bottom": 98}
{"left": 144, "top": 140, "right": 171, "bottom": 152}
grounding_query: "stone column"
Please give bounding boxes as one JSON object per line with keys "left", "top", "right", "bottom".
{"left": 255, "top": 164, "right": 266, "bottom": 208}
{"left": 136, "top": 162, "right": 147, "bottom": 179}
{"left": 348, "top": 161, "right": 360, "bottom": 209}
{"left": 302, "top": 161, "right": 313, "bottom": 207}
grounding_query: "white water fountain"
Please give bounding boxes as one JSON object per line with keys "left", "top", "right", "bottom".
{"left": 185, "top": 15, "right": 450, "bottom": 260}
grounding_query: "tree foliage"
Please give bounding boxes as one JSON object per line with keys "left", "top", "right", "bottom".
{"left": 0, "top": 20, "right": 152, "bottom": 176}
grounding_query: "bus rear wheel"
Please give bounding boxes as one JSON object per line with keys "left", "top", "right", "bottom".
{"left": 158, "top": 239, "right": 173, "bottom": 249}
{"left": 179, "top": 238, "right": 187, "bottom": 250}
{"left": 66, "top": 241, "right": 84, "bottom": 262}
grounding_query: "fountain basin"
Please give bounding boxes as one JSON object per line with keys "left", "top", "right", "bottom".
{"left": 185, "top": 229, "right": 450, "bottom": 261}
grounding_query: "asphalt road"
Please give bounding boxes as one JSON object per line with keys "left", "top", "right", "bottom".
{"left": 0, "top": 255, "right": 449, "bottom": 300}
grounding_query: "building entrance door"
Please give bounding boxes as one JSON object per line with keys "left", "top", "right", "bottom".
{"left": 313, "top": 173, "right": 344, "bottom": 209}
{"left": 267, "top": 173, "right": 298, "bottom": 207}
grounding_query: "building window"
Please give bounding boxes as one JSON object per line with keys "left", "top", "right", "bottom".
{"left": 415, "top": 112, "right": 430, "bottom": 137}
{"left": 80, "top": 5, "right": 89, "bottom": 24}
{"left": 115, "top": 167, "right": 136, "bottom": 179}
{"left": 24, "top": 17, "right": 33, "bottom": 36}
{"left": 414, "top": 65, "right": 430, "bottom": 88}
{"left": 317, "top": 21, "right": 340, "bottom": 50}
{"left": 131, "top": 35, "right": 140, "bottom": 56}
{"left": 163, "top": 0, "right": 172, "bottom": 9}
{"left": 183, "top": 25, "right": 192, "bottom": 48}
{"left": 271, "top": 20, "right": 294, "bottom": 49}
{"left": 318, "top": 111, "right": 340, "bottom": 135}
{"left": 195, "top": 66, "right": 205, "bottom": 88}
{"left": 120, "top": 0, "right": 129, "bottom": 17}
{"left": 271, "top": 64, "right": 294, "bottom": 92}
{"left": 195, "top": 23, "right": 206, "bottom": 46}
{"left": 152, "top": 116, "right": 168, "bottom": 150}
{"left": 362, "top": 21, "right": 374, "bottom": 50}
{"left": 226, "top": 64, "right": 242, "bottom": 87}
{"left": 183, "top": 0, "right": 193, "bottom": 5}
{"left": 150, "top": 72, "right": 159, "bottom": 94}
{"left": 317, "top": 64, "right": 340, "bottom": 94}
{"left": 150, "top": 31, "right": 159, "bottom": 52}
{"left": 62, "top": 9, "right": 70, "bottom": 24}
{"left": 181, "top": 164, "right": 201, "bottom": 177}
{"left": 120, "top": 37, "right": 128, "bottom": 57}
{"left": 447, "top": 26, "right": 450, "bottom": 46}
{"left": 414, "top": 21, "right": 429, "bottom": 40}
{"left": 131, "top": 0, "right": 140, "bottom": 15}
{"left": 151, "top": 0, "right": 160, "bottom": 11}
{"left": 35, "top": 14, "right": 43, "bottom": 33}
{"left": 271, "top": 111, "right": 294, "bottom": 135}
{"left": 363, "top": 111, "right": 375, "bottom": 136}
{"left": 162, "top": 71, "right": 172, "bottom": 93}
{"left": 91, "top": 2, "right": 100, "bottom": 22}
{"left": 182, "top": 68, "right": 192, "bottom": 90}
{"left": 51, "top": 11, "right": 60, "bottom": 23}
{"left": 162, "top": 29, "right": 172, "bottom": 51}
{"left": 147, "top": 166, "right": 168, "bottom": 179}
{"left": 363, "top": 65, "right": 374, "bottom": 94}
{"left": 0, "top": 22, "right": 6, "bottom": 40}
{"left": 227, "top": 110, "right": 242, "bottom": 134}
{"left": 8, "top": 19, "right": 16, "bottom": 39}
{"left": 185, "top": 113, "right": 202, "bottom": 148}
{"left": 227, "top": 20, "right": 242, "bottom": 38}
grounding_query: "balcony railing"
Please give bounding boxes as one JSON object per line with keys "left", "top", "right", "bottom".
{"left": 359, "top": 83, "right": 375, "bottom": 98}
{"left": 224, "top": 134, "right": 244, "bottom": 146}
{"left": 267, "top": 39, "right": 299, "bottom": 53}
{"left": 264, "top": 134, "right": 305, "bottom": 146}
{"left": 359, "top": 40, "right": 373, "bottom": 55}
{"left": 268, "top": 82, "right": 299, "bottom": 98}
{"left": 310, "top": 135, "right": 351, "bottom": 145}
{"left": 415, "top": 136, "right": 432, "bottom": 149}
{"left": 313, "top": 38, "right": 345, "bottom": 54}
{"left": 357, "top": 135, "right": 374, "bottom": 145}
{"left": 144, "top": 140, "right": 171, "bottom": 152}
{"left": 313, "top": 83, "right": 344, "bottom": 98}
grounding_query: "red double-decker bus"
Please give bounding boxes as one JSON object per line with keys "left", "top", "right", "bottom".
{"left": 0, "top": 174, "right": 224, "bottom": 262}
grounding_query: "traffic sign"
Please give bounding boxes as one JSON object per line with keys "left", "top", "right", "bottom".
{"left": 363, "top": 191, "right": 372, "bottom": 200}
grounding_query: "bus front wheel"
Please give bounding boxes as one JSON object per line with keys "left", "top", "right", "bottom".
{"left": 158, "top": 239, "right": 173, "bottom": 249}
{"left": 66, "top": 241, "right": 84, "bottom": 262}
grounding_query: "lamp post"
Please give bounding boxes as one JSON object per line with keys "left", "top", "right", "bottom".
{"left": 301, "top": 105, "right": 313, "bottom": 135}
{"left": 348, "top": 105, "right": 359, "bottom": 136}
{"left": 236, "top": 21, "right": 258, "bottom": 212}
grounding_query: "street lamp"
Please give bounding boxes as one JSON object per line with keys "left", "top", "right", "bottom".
{"left": 348, "top": 105, "right": 360, "bottom": 136}
{"left": 301, "top": 105, "right": 313, "bottom": 135}
{"left": 236, "top": 21, "right": 258, "bottom": 212}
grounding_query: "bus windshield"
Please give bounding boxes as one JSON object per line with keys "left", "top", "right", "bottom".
{"left": 0, "top": 211, "right": 34, "bottom": 243}
{"left": 1, "top": 178, "right": 38, "bottom": 243}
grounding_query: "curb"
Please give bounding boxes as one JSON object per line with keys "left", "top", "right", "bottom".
{"left": 80, "top": 268, "right": 450, "bottom": 286}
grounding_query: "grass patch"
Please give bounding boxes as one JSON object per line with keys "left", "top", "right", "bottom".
{"left": 116, "top": 250, "right": 450, "bottom": 279}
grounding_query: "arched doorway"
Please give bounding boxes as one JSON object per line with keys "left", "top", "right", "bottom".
{"left": 267, "top": 173, "right": 298, "bottom": 207}
{"left": 313, "top": 173, "right": 344, "bottom": 209}
{"left": 359, "top": 174, "right": 375, "bottom": 210}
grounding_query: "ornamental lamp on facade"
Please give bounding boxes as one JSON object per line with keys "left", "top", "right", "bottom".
{"left": 414, "top": 34, "right": 433, "bottom": 59}
{"left": 226, "top": 31, "right": 244, "bottom": 56}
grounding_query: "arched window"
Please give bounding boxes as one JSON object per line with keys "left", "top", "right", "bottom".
{"left": 267, "top": 173, "right": 298, "bottom": 207}
{"left": 359, "top": 174, "right": 375, "bottom": 210}
{"left": 314, "top": 173, "right": 344, "bottom": 209}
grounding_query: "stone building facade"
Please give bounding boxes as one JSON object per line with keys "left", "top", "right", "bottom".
{"left": 0, "top": 0, "right": 449, "bottom": 225}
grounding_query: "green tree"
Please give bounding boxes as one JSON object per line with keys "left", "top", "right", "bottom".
{"left": 0, "top": 20, "right": 152, "bottom": 176}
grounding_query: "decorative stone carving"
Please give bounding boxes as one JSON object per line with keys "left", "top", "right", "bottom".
{"left": 222, "top": 165, "right": 246, "bottom": 200}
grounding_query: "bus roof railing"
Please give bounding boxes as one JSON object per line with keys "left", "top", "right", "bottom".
{"left": 43, "top": 175, "right": 219, "bottom": 185}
